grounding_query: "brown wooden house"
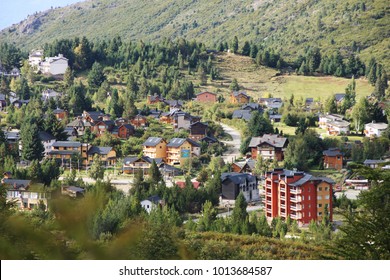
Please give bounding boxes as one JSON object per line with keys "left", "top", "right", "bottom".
{"left": 249, "top": 134, "right": 288, "bottom": 161}
{"left": 230, "top": 91, "right": 250, "bottom": 104}
{"left": 189, "top": 122, "right": 208, "bottom": 141}
{"left": 117, "top": 124, "right": 135, "bottom": 139}
{"left": 195, "top": 91, "right": 217, "bottom": 103}
{"left": 130, "top": 114, "right": 148, "bottom": 128}
{"left": 323, "top": 148, "right": 343, "bottom": 170}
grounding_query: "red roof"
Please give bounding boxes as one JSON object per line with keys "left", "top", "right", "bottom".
{"left": 176, "top": 181, "right": 200, "bottom": 189}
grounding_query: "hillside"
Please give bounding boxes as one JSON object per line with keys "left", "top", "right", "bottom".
{"left": 1, "top": 0, "right": 389, "bottom": 71}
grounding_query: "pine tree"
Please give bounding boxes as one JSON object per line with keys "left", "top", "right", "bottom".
{"left": 21, "top": 122, "right": 44, "bottom": 161}
{"left": 230, "top": 36, "right": 239, "bottom": 54}
{"left": 149, "top": 160, "right": 162, "bottom": 183}
{"left": 89, "top": 154, "right": 105, "bottom": 180}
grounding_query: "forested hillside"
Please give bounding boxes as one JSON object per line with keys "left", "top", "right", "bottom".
{"left": 1, "top": 0, "right": 389, "bottom": 71}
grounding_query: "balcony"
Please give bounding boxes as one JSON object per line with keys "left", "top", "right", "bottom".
{"left": 290, "top": 205, "right": 302, "bottom": 211}
{"left": 290, "top": 196, "right": 302, "bottom": 203}
{"left": 280, "top": 195, "right": 286, "bottom": 200}
{"left": 280, "top": 186, "right": 286, "bottom": 192}
{"left": 266, "top": 208, "right": 272, "bottom": 214}
{"left": 290, "top": 188, "right": 302, "bottom": 194}
{"left": 280, "top": 204, "right": 286, "bottom": 209}
{"left": 290, "top": 213, "right": 302, "bottom": 220}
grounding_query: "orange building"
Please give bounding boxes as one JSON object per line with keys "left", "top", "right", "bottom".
{"left": 249, "top": 134, "right": 288, "bottom": 161}
{"left": 142, "top": 137, "right": 167, "bottom": 160}
{"left": 195, "top": 91, "right": 217, "bottom": 103}
{"left": 230, "top": 91, "right": 250, "bottom": 104}
{"left": 264, "top": 168, "right": 333, "bottom": 226}
{"left": 323, "top": 148, "right": 343, "bottom": 170}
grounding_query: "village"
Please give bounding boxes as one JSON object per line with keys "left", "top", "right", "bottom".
{"left": 1, "top": 45, "right": 389, "bottom": 235}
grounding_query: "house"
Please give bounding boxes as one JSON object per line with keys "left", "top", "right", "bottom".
{"left": 363, "top": 159, "right": 386, "bottom": 169}
{"left": 122, "top": 156, "right": 163, "bottom": 175}
{"left": 146, "top": 94, "right": 165, "bottom": 105}
{"left": 48, "top": 141, "right": 84, "bottom": 166}
{"left": 91, "top": 120, "right": 115, "bottom": 136}
{"left": 4, "top": 130, "right": 20, "bottom": 148}
{"left": 164, "top": 100, "right": 184, "bottom": 111}
{"left": 264, "top": 168, "right": 334, "bottom": 225}
{"left": 42, "top": 89, "right": 62, "bottom": 102}
{"left": 269, "top": 114, "right": 282, "bottom": 123}
{"left": 231, "top": 159, "right": 256, "bottom": 174}
{"left": 259, "top": 98, "right": 283, "bottom": 110}
{"left": 220, "top": 172, "right": 259, "bottom": 204}
{"left": 189, "top": 122, "right": 208, "bottom": 141}
{"left": 12, "top": 99, "right": 30, "bottom": 108}
{"left": 241, "top": 103, "right": 262, "bottom": 111}
{"left": 364, "top": 122, "right": 388, "bottom": 138}
{"left": 130, "top": 114, "right": 148, "bottom": 128}
{"left": 87, "top": 146, "right": 116, "bottom": 166}
{"left": 327, "top": 120, "right": 350, "bottom": 136}
{"left": 249, "top": 134, "right": 288, "bottom": 161}
{"left": 143, "top": 137, "right": 167, "bottom": 160}
{"left": 323, "top": 148, "right": 343, "bottom": 170}
{"left": 66, "top": 118, "right": 93, "bottom": 136}
{"left": 159, "top": 163, "right": 183, "bottom": 177}
{"left": 195, "top": 91, "right": 217, "bottom": 103}
{"left": 117, "top": 124, "right": 135, "bottom": 139}
{"left": 39, "top": 54, "right": 68, "bottom": 75}
{"left": 160, "top": 109, "right": 200, "bottom": 131}
{"left": 2, "top": 177, "right": 50, "bottom": 210}
{"left": 232, "top": 110, "right": 253, "bottom": 121}
{"left": 318, "top": 114, "right": 344, "bottom": 129}
{"left": 28, "top": 49, "right": 44, "bottom": 69}
{"left": 82, "top": 111, "right": 107, "bottom": 124}
{"left": 200, "top": 136, "right": 219, "bottom": 145}
{"left": 141, "top": 195, "right": 164, "bottom": 214}
{"left": 166, "top": 138, "right": 200, "bottom": 166}
{"left": 334, "top": 93, "right": 346, "bottom": 104}
{"left": 61, "top": 186, "right": 85, "bottom": 198}
{"left": 148, "top": 109, "right": 162, "bottom": 119}
{"left": 230, "top": 91, "right": 250, "bottom": 104}
{"left": 38, "top": 131, "right": 56, "bottom": 156}
{"left": 53, "top": 108, "right": 68, "bottom": 120}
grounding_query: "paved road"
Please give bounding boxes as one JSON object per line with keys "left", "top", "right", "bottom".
{"left": 219, "top": 123, "right": 242, "bottom": 164}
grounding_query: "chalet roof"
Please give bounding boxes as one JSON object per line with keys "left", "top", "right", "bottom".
{"left": 335, "top": 93, "right": 346, "bottom": 102}
{"left": 190, "top": 121, "right": 208, "bottom": 128}
{"left": 67, "top": 119, "right": 93, "bottom": 128}
{"left": 38, "top": 131, "right": 56, "bottom": 142}
{"left": 123, "top": 156, "right": 163, "bottom": 165}
{"left": 232, "top": 110, "right": 253, "bottom": 121}
{"left": 52, "top": 141, "right": 81, "bottom": 148}
{"left": 200, "top": 136, "right": 218, "bottom": 143}
{"left": 363, "top": 159, "right": 386, "bottom": 165}
{"left": 53, "top": 108, "right": 66, "bottom": 114}
{"left": 167, "top": 138, "right": 186, "bottom": 148}
{"left": 159, "top": 163, "right": 183, "bottom": 175}
{"left": 365, "top": 122, "right": 388, "bottom": 130}
{"left": 221, "top": 172, "right": 256, "bottom": 184}
{"left": 289, "top": 174, "right": 314, "bottom": 187}
{"left": 164, "top": 100, "right": 184, "bottom": 107}
{"left": 5, "top": 131, "right": 20, "bottom": 140}
{"left": 241, "top": 102, "right": 261, "bottom": 110}
{"left": 249, "top": 134, "right": 287, "bottom": 148}
{"left": 119, "top": 124, "right": 135, "bottom": 130}
{"left": 143, "top": 137, "right": 164, "bottom": 147}
{"left": 145, "top": 195, "right": 162, "bottom": 204}
{"left": 0, "top": 94, "right": 5, "bottom": 100}
{"left": 323, "top": 148, "right": 343, "bottom": 157}
{"left": 84, "top": 111, "right": 104, "bottom": 121}
{"left": 232, "top": 91, "right": 249, "bottom": 98}
{"left": 186, "top": 138, "right": 201, "bottom": 147}
{"left": 64, "top": 186, "right": 85, "bottom": 194}
{"left": 269, "top": 114, "right": 282, "bottom": 120}
{"left": 48, "top": 150, "right": 79, "bottom": 156}
{"left": 2, "top": 179, "right": 31, "bottom": 189}
{"left": 87, "top": 146, "right": 113, "bottom": 155}
{"left": 328, "top": 120, "right": 350, "bottom": 128}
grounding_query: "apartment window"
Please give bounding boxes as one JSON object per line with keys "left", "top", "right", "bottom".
{"left": 325, "top": 187, "right": 329, "bottom": 191}
{"left": 318, "top": 187, "right": 322, "bottom": 191}
{"left": 309, "top": 212, "right": 311, "bottom": 217}
{"left": 318, "top": 212, "right": 322, "bottom": 216}
{"left": 269, "top": 150, "right": 272, "bottom": 154}
{"left": 317, "top": 195, "right": 322, "bottom": 200}
{"left": 325, "top": 195, "right": 330, "bottom": 199}
{"left": 318, "top": 204, "right": 322, "bottom": 208}
{"left": 308, "top": 195, "right": 311, "bottom": 201}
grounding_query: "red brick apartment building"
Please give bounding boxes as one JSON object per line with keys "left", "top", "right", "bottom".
{"left": 264, "top": 168, "right": 334, "bottom": 225}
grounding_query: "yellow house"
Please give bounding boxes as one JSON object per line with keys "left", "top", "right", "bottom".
{"left": 143, "top": 137, "right": 167, "bottom": 160}
{"left": 166, "top": 138, "right": 200, "bottom": 166}
{"left": 87, "top": 146, "right": 117, "bottom": 166}
{"left": 230, "top": 91, "right": 250, "bottom": 104}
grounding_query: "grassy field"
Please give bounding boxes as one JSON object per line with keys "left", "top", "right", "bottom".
{"left": 193, "top": 53, "right": 374, "bottom": 102}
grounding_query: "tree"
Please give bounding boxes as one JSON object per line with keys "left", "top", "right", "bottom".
{"left": 241, "top": 41, "right": 251, "bottom": 56}
{"left": 229, "top": 78, "right": 240, "bottom": 91}
{"left": 230, "top": 36, "right": 239, "bottom": 54}
{"left": 198, "top": 200, "right": 217, "bottom": 231}
{"left": 41, "top": 159, "right": 61, "bottom": 186}
{"left": 21, "top": 122, "right": 44, "bottom": 161}
{"left": 63, "top": 67, "right": 75, "bottom": 88}
{"left": 247, "top": 111, "right": 274, "bottom": 137}
{"left": 351, "top": 97, "right": 369, "bottom": 133}
{"left": 231, "top": 192, "right": 248, "bottom": 233}
{"left": 89, "top": 154, "right": 105, "bottom": 180}
{"left": 149, "top": 160, "right": 162, "bottom": 183}
{"left": 373, "top": 70, "right": 388, "bottom": 101}
{"left": 324, "top": 95, "right": 338, "bottom": 114}
{"left": 88, "top": 62, "right": 105, "bottom": 90}
{"left": 284, "top": 137, "right": 309, "bottom": 171}
{"left": 334, "top": 168, "right": 390, "bottom": 259}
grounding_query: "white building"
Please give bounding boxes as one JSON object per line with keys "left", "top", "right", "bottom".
{"left": 327, "top": 120, "right": 350, "bottom": 136}
{"left": 40, "top": 54, "right": 68, "bottom": 75}
{"left": 28, "top": 49, "right": 44, "bottom": 69}
{"left": 42, "top": 89, "right": 62, "bottom": 102}
{"left": 364, "top": 122, "right": 388, "bottom": 138}
{"left": 38, "top": 131, "right": 56, "bottom": 156}
{"left": 140, "top": 195, "right": 163, "bottom": 214}
{"left": 319, "top": 114, "right": 344, "bottom": 129}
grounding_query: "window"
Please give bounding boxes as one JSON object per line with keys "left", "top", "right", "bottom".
{"left": 318, "top": 187, "right": 322, "bottom": 191}
{"left": 309, "top": 212, "right": 311, "bottom": 217}
{"left": 325, "top": 195, "right": 330, "bottom": 199}
{"left": 317, "top": 195, "right": 322, "bottom": 200}
{"left": 325, "top": 187, "right": 329, "bottom": 191}
{"left": 318, "top": 212, "right": 322, "bottom": 216}
{"left": 308, "top": 195, "right": 311, "bottom": 201}
{"left": 318, "top": 204, "right": 322, "bottom": 208}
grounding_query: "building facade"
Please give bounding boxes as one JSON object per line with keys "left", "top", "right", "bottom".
{"left": 264, "top": 168, "right": 333, "bottom": 225}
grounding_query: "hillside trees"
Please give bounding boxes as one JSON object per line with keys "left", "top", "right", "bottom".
{"left": 20, "top": 122, "right": 44, "bottom": 161}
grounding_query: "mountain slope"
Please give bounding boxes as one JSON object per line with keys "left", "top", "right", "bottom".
{"left": 1, "top": 0, "right": 389, "bottom": 70}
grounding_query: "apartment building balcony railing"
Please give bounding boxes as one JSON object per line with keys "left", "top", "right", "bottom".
{"left": 290, "top": 196, "right": 302, "bottom": 203}
{"left": 290, "top": 188, "right": 302, "bottom": 194}
{"left": 290, "top": 205, "right": 302, "bottom": 211}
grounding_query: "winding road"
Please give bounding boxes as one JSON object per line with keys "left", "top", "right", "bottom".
{"left": 219, "top": 123, "right": 242, "bottom": 164}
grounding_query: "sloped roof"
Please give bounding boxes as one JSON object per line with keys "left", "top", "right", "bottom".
{"left": 323, "top": 148, "right": 343, "bottom": 157}
{"left": 196, "top": 91, "right": 216, "bottom": 96}
{"left": 221, "top": 172, "right": 256, "bottom": 184}
{"left": 232, "top": 109, "right": 253, "bottom": 121}
{"left": 241, "top": 102, "right": 260, "bottom": 110}
{"left": 143, "top": 137, "right": 164, "bottom": 147}
{"left": 167, "top": 138, "right": 186, "bottom": 147}
{"left": 363, "top": 159, "right": 386, "bottom": 165}
{"left": 38, "top": 131, "right": 56, "bottom": 141}
{"left": 249, "top": 134, "right": 288, "bottom": 148}
{"left": 52, "top": 141, "right": 81, "bottom": 148}
{"left": 2, "top": 179, "right": 31, "bottom": 190}
{"left": 232, "top": 91, "right": 249, "bottom": 98}
{"left": 87, "top": 146, "right": 113, "bottom": 155}
{"left": 365, "top": 122, "right": 388, "bottom": 130}
{"left": 335, "top": 93, "right": 346, "bottom": 102}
